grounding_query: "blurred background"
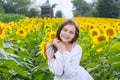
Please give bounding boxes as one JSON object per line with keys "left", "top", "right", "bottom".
{"left": 0, "top": 0, "right": 120, "bottom": 18}
{"left": 0, "top": 0, "right": 120, "bottom": 80}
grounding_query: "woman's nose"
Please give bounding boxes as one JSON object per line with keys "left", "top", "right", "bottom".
{"left": 65, "top": 32, "right": 69, "bottom": 36}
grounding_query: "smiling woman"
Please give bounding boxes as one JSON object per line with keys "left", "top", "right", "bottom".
{"left": 45, "top": 19, "right": 94, "bottom": 80}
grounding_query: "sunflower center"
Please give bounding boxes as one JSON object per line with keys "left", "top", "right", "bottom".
{"left": 90, "top": 26, "right": 94, "bottom": 29}
{"left": 106, "top": 29, "right": 114, "bottom": 36}
{"left": 19, "top": 30, "right": 24, "bottom": 34}
{"left": 92, "top": 31, "right": 97, "bottom": 36}
{"left": 98, "top": 36, "right": 106, "bottom": 42}
{"left": 0, "top": 27, "right": 3, "bottom": 34}
{"left": 51, "top": 34, "right": 55, "bottom": 39}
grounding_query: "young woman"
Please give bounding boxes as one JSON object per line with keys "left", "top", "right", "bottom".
{"left": 45, "top": 19, "right": 94, "bottom": 80}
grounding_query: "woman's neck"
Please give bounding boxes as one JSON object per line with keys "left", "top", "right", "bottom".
{"left": 63, "top": 42, "right": 73, "bottom": 51}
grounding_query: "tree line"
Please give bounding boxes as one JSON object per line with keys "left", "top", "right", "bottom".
{"left": 0, "top": 0, "right": 120, "bottom": 18}
{"left": 72, "top": 0, "right": 120, "bottom": 18}
{"left": 0, "top": 0, "right": 40, "bottom": 17}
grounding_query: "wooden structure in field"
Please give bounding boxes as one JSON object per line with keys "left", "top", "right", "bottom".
{"left": 41, "top": 0, "right": 56, "bottom": 17}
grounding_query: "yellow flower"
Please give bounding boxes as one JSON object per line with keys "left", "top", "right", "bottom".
{"left": 117, "top": 26, "right": 120, "bottom": 34}
{"left": 0, "top": 26, "right": 6, "bottom": 39}
{"left": 79, "top": 27, "right": 86, "bottom": 33}
{"left": 49, "top": 31, "right": 56, "bottom": 38}
{"left": 44, "top": 28, "right": 52, "bottom": 34}
{"left": 47, "top": 31, "right": 56, "bottom": 42}
{"left": 104, "top": 27, "right": 116, "bottom": 39}
{"left": 39, "top": 41, "right": 47, "bottom": 59}
{"left": 94, "top": 34, "right": 108, "bottom": 44}
{"left": 16, "top": 28, "right": 27, "bottom": 37}
{"left": 90, "top": 28, "right": 100, "bottom": 39}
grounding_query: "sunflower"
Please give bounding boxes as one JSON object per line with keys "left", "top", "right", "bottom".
{"left": 16, "top": 28, "right": 27, "bottom": 37}
{"left": 47, "top": 31, "right": 56, "bottom": 42}
{"left": 104, "top": 27, "right": 116, "bottom": 39}
{"left": 94, "top": 34, "right": 108, "bottom": 44}
{"left": 90, "top": 28, "right": 100, "bottom": 39}
{"left": 117, "top": 26, "right": 120, "bottom": 34}
{"left": 39, "top": 41, "right": 47, "bottom": 59}
{"left": 44, "top": 23, "right": 52, "bottom": 30}
{"left": 44, "top": 28, "right": 52, "bottom": 34}
{"left": 79, "top": 27, "right": 86, "bottom": 33}
{"left": 6, "top": 21, "right": 16, "bottom": 31}
{"left": 0, "top": 26, "right": 6, "bottom": 39}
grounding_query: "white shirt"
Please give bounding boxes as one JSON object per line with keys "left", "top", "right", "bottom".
{"left": 46, "top": 43, "right": 94, "bottom": 80}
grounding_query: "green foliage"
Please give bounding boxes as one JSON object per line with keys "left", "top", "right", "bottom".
{"left": 27, "top": 8, "right": 40, "bottom": 17}
{"left": 0, "top": 23, "right": 52, "bottom": 79}
{"left": 76, "top": 29, "right": 120, "bottom": 79}
{"left": 71, "top": 0, "right": 93, "bottom": 16}
{"left": 96, "top": 0, "right": 120, "bottom": 18}
{"left": 88, "top": 41, "right": 119, "bottom": 79}
{"left": 55, "top": 10, "right": 63, "bottom": 18}
{"left": 0, "top": 49, "right": 27, "bottom": 78}
{"left": 0, "top": 4, "right": 4, "bottom": 13}
{"left": 2, "top": 0, "right": 31, "bottom": 13}
{"left": 0, "top": 14, "right": 25, "bottom": 23}
{"left": 0, "top": 17, "right": 120, "bottom": 79}
{"left": 0, "top": 0, "right": 40, "bottom": 17}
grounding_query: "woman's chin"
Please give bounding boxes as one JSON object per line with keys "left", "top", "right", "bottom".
{"left": 61, "top": 40, "right": 70, "bottom": 43}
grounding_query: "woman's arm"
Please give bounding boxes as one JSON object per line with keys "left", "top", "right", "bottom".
{"left": 46, "top": 44, "right": 64, "bottom": 76}
{"left": 63, "top": 45, "right": 82, "bottom": 78}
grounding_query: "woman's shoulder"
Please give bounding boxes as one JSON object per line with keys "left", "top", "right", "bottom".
{"left": 74, "top": 44, "right": 82, "bottom": 50}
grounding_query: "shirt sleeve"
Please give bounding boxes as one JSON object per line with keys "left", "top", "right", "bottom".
{"left": 45, "top": 44, "right": 64, "bottom": 76}
{"left": 63, "top": 45, "right": 82, "bottom": 78}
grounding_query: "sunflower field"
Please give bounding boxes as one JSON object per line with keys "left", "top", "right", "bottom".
{"left": 0, "top": 17, "right": 120, "bottom": 80}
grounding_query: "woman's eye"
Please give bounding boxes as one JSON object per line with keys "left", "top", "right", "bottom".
{"left": 63, "top": 29, "right": 67, "bottom": 32}
{"left": 70, "top": 31, "right": 74, "bottom": 34}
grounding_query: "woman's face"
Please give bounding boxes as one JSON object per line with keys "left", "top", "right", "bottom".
{"left": 60, "top": 24, "right": 76, "bottom": 43}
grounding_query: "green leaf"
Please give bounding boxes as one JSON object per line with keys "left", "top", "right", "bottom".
{"left": 34, "top": 72, "right": 44, "bottom": 80}
{"left": 3, "top": 60, "right": 27, "bottom": 77}
{"left": 108, "top": 42, "right": 120, "bottom": 55}
{"left": 3, "top": 39, "right": 13, "bottom": 49}
{"left": 107, "top": 56, "right": 120, "bottom": 64}
{"left": 89, "top": 41, "right": 106, "bottom": 53}
{"left": 81, "top": 52, "right": 89, "bottom": 62}
{"left": 0, "top": 49, "right": 22, "bottom": 64}
{"left": 17, "top": 49, "right": 30, "bottom": 58}
{"left": 0, "top": 66, "right": 9, "bottom": 73}
{"left": 110, "top": 62, "right": 120, "bottom": 73}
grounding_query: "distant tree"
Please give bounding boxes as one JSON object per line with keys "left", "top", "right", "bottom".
{"left": 96, "top": 0, "right": 120, "bottom": 18}
{"left": 2, "top": 0, "right": 31, "bottom": 14}
{"left": 71, "top": 0, "right": 93, "bottom": 17}
{"left": 0, "top": 1, "right": 4, "bottom": 13}
{"left": 0, "top": 0, "right": 40, "bottom": 17}
{"left": 0, "top": 7, "right": 4, "bottom": 13}
{"left": 27, "top": 8, "right": 40, "bottom": 17}
{"left": 55, "top": 10, "right": 63, "bottom": 17}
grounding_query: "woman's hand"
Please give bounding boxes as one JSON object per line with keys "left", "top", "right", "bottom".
{"left": 52, "top": 38, "right": 64, "bottom": 53}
